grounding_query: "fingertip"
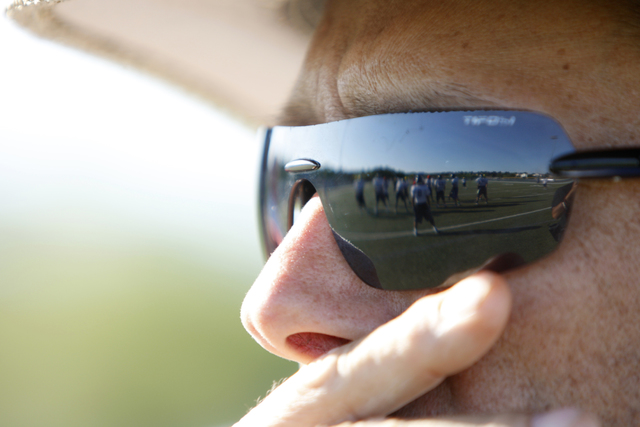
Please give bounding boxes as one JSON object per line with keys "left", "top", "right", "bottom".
{"left": 438, "top": 270, "right": 512, "bottom": 330}
{"left": 472, "top": 270, "right": 512, "bottom": 328}
{"left": 466, "top": 271, "right": 512, "bottom": 349}
{"left": 426, "top": 271, "right": 513, "bottom": 373}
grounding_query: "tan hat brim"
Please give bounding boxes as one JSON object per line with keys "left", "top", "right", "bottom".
{"left": 7, "top": 0, "right": 321, "bottom": 126}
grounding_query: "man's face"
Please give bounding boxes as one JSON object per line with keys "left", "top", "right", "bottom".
{"left": 242, "top": 0, "right": 640, "bottom": 423}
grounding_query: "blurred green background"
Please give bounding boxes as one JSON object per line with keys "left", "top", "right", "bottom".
{"left": 0, "top": 11, "right": 297, "bottom": 427}
{"left": 0, "top": 229, "right": 295, "bottom": 427}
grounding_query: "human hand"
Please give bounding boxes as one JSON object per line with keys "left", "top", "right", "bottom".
{"left": 235, "top": 271, "right": 596, "bottom": 427}
{"left": 234, "top": 271, "right": 597, "bottom": 427}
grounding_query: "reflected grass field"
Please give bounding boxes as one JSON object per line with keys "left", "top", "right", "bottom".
{"left": 0, "top": 233, "right": 296, "bottom": 427}
{"left": 328, "top": 180, "right": 568, "bottom": 289}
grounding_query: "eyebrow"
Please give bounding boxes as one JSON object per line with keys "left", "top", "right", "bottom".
{"left": 277, "top": 98, "right": 502, "bottom": 129}
{"left": 345, "top": 82, "right": 501, "bottom": 116}
{"left": 277, "top": 81, "right": 502, "bottom": 127}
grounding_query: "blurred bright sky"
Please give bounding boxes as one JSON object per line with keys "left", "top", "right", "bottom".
{"left": 0, "top": 6, "right": 264, "bottom": 286}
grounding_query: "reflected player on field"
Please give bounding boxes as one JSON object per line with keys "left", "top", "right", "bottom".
{"left": 395, "top": 176, "right": 409, "bottom": 213}
{"left": 425, "top": 175, "right": 434, "bottom": 202}
{"left": 449, "top": 173, "right": 461, "bottom": 207}
{"left": 383, "top": 177, "right": 390, "bottom": 205}
{"left": 475, "top": 174, "right": 489, "bottom": 205}
{"left": 355, "top": 176, "right": 366, "bottom": 211}
{"left": 411, "top": 175, "right": 438, "bottom": 236}
{"left": 434, "top": 174, "right": 447, "bottom": 208}
{"left": 373, "top": 173, "right": 387, "bottom": 214}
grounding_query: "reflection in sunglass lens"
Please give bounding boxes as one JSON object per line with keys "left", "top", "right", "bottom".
{"left": 289, "top": 180, "right": 316, "bottom": 228}
{"left": 260, "top": 111, "right": 580, "bottom": 290}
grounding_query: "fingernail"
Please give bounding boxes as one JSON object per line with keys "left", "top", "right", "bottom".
{"left": 439, "top": 274, "right": 493, "bottom": 320}
{"left": 531, "top": 408, "right": 600, "bottom": 427}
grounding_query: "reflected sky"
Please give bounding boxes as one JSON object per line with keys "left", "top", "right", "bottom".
{"left": 269, "top": 111, "right": 576, "bottom": 177}
{"left": 338, "top": 111, "right": 575, "bottom": 175}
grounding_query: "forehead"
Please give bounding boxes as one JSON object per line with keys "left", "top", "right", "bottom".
{"left": 281, "top": 0, "right": 640, "bottom": 148}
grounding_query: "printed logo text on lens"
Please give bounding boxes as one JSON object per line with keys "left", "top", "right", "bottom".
{"left": 464, "top": 116, "right": 516, "bottom": 126}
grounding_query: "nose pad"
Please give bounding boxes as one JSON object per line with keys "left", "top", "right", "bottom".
{"left": 289, "top": 179, "right": 317, "bottom": 229}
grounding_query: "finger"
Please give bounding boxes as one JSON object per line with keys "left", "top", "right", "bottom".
{"left": 235, "top": 271, "right": 511, "bottom": 427}
{"left": 331, "top": 408, "right": 600, "bottom": 427}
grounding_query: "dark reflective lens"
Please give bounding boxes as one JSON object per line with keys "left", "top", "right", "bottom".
{"left": 260, "top": 111, "right": 577, "bottom": 290}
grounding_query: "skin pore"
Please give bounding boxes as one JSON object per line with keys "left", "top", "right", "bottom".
{"left": 241, "top": 0, "right": 640, "bottom": 424}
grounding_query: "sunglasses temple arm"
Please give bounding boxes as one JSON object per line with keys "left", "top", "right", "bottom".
{"left": 550, "top": 149, "right": 640, "bottom": 178}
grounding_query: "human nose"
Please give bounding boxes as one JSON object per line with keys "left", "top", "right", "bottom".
{"left": 241, "top": 197, "right": 403, "bottom": 365}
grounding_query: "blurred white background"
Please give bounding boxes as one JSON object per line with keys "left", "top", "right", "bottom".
{"left": 0, "top": 4, "right": 295, "bottom": 427}
{"left": 0, "top": 4, "right": 263, "bottom": 278}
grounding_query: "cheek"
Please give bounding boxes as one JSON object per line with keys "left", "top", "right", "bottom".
{"left": 443, "top": 237, "right": 640, "bottom": 415}
{"left": 439, "top": 270, "right": 577, "bottom": 412}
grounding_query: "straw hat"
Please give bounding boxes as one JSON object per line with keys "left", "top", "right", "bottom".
{"left": 7, "top": 0, "right": 326, "bottom": 126}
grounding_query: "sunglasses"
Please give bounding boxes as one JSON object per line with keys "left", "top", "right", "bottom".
{"left": 259, "top": 111, "right": 640, "bottom": 290}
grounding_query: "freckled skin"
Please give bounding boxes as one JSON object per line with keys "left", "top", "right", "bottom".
{"left": 242, "top": 0, "right": 640, "bottom": 424}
